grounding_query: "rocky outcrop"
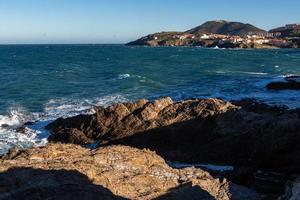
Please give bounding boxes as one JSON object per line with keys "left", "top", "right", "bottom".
{"left": 44, "top": 97, "right": 300, "bottom": 197}
{"left": 46, "top": 98, "right": 300, "bottom": 172}
{"left": 267, "top": 75, "right": 300, "bottom": 90}
{"left": 0, "top": 144, "right": 260, "bottom": 200}
{"left": 46, "top": 98, "right": 237, "bottom": 144}
{"left": 267, "top": 82, "right": 300, "bottom": 90}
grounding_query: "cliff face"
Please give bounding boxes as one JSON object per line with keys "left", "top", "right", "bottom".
{"left": 0, "top": 144, "right": 260, "bottom": 200}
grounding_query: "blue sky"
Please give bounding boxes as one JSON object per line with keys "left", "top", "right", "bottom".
{"left": 0, "top": 0, "right": 299, "bottom": 44}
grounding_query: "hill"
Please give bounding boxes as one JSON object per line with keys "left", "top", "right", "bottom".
{"left": 186, "top": 20, "right": 266, "bottom": 36}
{"left": 269, "top": 25, "right": 300, "bottom": 37}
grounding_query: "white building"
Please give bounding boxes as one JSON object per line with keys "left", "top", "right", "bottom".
{"left": 200, "top": 34, "right": 210, "bottom": 39}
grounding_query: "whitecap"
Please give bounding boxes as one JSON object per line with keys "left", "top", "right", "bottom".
{"left": 0, "top": 107, "right": 28, "bottom": 128}
{"left": 0, "top": 94, "right": 128, "bottom": 155}
{"left": 118, "top": 74, "right": 131, "bottom": 79}
{"left": 215, "top": 71, "right": 226, "bottom": 74}
{"left": 242, "top": 71, "right": 268, "bottom": 75}
{"left": 0, "top": 108, "right": 49, "bottom": 155}
{"left": 44, "top": 95, "right": 128, "bottom": 119}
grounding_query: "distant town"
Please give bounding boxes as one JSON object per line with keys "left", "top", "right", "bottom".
{"left": 127, "top": 21, "right": 300, "bottom": 48}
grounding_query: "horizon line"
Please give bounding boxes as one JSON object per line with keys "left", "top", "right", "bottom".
{"left": 0, "top": 43, "right": 127, "bottom": 45}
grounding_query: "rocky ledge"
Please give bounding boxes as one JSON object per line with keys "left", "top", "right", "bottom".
{"left": 0, "top": 144, "right": 259, "bottom": 200}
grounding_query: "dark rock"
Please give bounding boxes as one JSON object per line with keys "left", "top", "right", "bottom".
{"left": 48, "top": 128, "right": 95, "bottom": 144}
{"left": 267, "top": 81, "right": 300, "bottom": 90}
{"left": 46, "top": 97, "right": 237, "bottom": 144}
{"left": 254, "top": 171, "right": 287, "bottom": 195}
{"left": 267, "top": 76, "right": 300, "bottom": 90}
{"left": 0, "top": 168, "right": 126, "bottom": 200}
{"left": 1, "top": 124, "right": 9, "bottom": 128}
{"left": 16, "top": 126, "right": 26, "bottom": 134}
{"left": 24, "top": 121, "right": 35, "bottom": 126}
{"left": 279, "top": 177, "right": 300, "bottom": 200}
{"left": 231, "top": 98, "right": 287, "bottom": 114}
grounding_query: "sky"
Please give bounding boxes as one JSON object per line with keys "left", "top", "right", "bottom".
{"left": 0, "top": 0, "right": 300, "bottom": 44}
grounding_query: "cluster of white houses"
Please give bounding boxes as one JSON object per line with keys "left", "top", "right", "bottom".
{"left": 144, "top": 23, "right": 300, "bottom": 47}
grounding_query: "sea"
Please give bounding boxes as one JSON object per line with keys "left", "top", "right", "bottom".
{"left": 1, "top": 44, "right": 300, "bottom": 154}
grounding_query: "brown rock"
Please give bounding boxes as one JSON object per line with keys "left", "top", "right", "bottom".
{"left": 46, "top": 97, "right": 237, "bottom": 143}
{"left": 46, "top": 97, "right": 300, "bottom": 176}
{"left": 0, "top": 144, "right": 260, "bottom": 200}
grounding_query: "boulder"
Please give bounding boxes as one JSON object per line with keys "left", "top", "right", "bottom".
{"left": 0, "top": 144, "right": 260, "bottom": 200}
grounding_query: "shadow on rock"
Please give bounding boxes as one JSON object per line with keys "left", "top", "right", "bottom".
{"left": 0, "top": 167, "right": 127, "bottom": 200}
{"left": 154, "top": 182, "right": 215, "bottom": 200}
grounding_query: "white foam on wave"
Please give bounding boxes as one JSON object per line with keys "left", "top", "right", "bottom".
{"left": 0, "top": 94, "right": 128, "bottom": 155}
{"left": 117, "top": 73, "right": 153, "bottom": 84}
{"left": 45, "top": 95, "right": 128, "bottom": 119}
{"left": 118, "top": 74, "right": 131, "bottom": 79}
{"left": 242, "top": 71, "right": 268, "bottom": 75}
{"left": 0, "top": 107, "right": 49, "bottom": 155}
{"left": 0, "top": 108, "right": 27, "bottom": 128}
{"left": 208, "top": 70, "right": 268, "bottom": 76}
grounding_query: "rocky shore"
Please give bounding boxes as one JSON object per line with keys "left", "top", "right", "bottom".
{"left": 1, "top": 97, "right": 300, "bottom": 199}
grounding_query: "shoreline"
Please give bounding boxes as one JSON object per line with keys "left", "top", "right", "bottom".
{"left": 0, "top": 94, "right": 299, "bottom": 155}
{"left": 1, "top": 96, "right": 300, "bottom": 198}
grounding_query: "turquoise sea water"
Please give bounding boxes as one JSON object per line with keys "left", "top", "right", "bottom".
{"left": 0, "top": 44, "right": 300, "bottom": 153}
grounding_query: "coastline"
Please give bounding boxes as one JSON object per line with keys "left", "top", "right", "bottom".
{"left": 0, "top": 45, "right": 300, "bottom": 199}
{"left": 1, "top": 96, "right": 300, "bottom": 199}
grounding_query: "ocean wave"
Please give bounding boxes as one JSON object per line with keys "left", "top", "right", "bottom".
{"left": 118, "top": 74, "right": 131, "bottom": 79}
{"left": 0, "top": 94, "right": 128, "bottom": 155}
{"left": 0, "top": 108, "right": 48, "bottom": 155}
{"left": 44, "top": 95, "right": 128, "bottom": 119}
{"left": 209, "top": 70, "right": 268, "bottom": 76}
{"left": 0, "top": 108, "right": 27, "bottom": 128}
{"left": 242, "top": 71, "right": 268, "bottom": 75}
{"left": 118, "top": 74, "right": 152, "bottom": 84}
